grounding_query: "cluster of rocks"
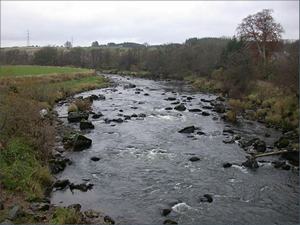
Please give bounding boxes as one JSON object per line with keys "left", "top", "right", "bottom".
{"left": 0, "top": 202, "right": 115, "bottom": 224}
{"left": 53, "top": 179, "right": 94, "bottom": 192}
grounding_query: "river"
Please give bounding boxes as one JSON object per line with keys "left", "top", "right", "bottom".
{"left": 51, "top": 74, "right": 299, "bottom": 225}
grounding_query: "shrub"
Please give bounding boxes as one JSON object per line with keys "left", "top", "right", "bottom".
{"left": 225, "top": 110, "right": 237, "bottom": 123}
{"left": 74, "top": 99, "right": 92, "bottom": 112}
{"left": 67, "top": 103, "right": 78, "bottom": 113}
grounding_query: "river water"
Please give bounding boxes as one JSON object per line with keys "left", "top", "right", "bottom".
{"left": 52, "top": 74, "right": 299, "bottom": 225}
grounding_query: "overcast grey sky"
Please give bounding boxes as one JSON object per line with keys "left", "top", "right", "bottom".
{"left": 1, "top": 1, "right": 299, "bottom": 47}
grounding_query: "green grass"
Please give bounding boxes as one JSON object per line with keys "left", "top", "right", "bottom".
{"left": 50, "top": 207, "right": 81, "bottom": 224}
{"left": 0, "top": 138, "right": 52, "bottom": 200}
{"left": 0, "top": 65, "right": 92, "bottom": 77}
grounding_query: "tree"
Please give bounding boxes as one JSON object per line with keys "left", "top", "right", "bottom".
{"left": 64, "top": 41, "right": 72, "bottom": 49}
{"left": 236, "top": 9, "right": 283, "bottom": 64}
{"left": 33, "top": 47, "right": 58, "bottom": 65}
{"left": 91, "top": 41, "right": 99, "bottom": 47}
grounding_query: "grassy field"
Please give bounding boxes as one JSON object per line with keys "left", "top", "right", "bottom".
{"left": 0, "top": 65, "right": 109, "bottom": 223}
{"left": 0, "top": 65, "right": 92, "bottom": 77}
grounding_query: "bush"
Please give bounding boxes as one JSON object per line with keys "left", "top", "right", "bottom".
{"left": 74, "top": 99, "right": 92, "bottom": 112}
{"left": 225, "top": 110, "right": 237, "bottom": 123}
{"left": 67, "top": 103, "right": 78, "bottom": 113}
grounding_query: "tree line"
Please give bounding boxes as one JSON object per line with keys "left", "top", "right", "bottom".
{"left": 0, "top": 9, "right": 298, "bottom": 98}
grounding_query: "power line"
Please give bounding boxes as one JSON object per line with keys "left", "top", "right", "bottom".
{"left": 27, "top": 30, "right": 30, "bottom": 47}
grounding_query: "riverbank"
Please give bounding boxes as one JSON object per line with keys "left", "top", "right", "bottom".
{"left": 102, "top": 69, "right": 299, "bottom": 134}
{"left": 0, "top": 66, "right": 110, "bottom": 224}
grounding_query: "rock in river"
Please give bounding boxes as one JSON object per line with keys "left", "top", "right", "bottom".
{"left": 213, "top": 103, "right": 226, "bottom": 113}
{"left": 178, "top": 126, "right": 196, "bottom": 134}
{"left": 189, "top": 156, "right": 200, "bottom": 162}
{"left": 73, "top": 134, "right": 92, "bottom": 151}
{"left": 199, "top": 194, "right": 213, "bottom": 203}
{"left": 68, "top": 111, "right": 89, "bottom": 123}
{"left": 242, "top": 156, "right": 259, "bottom": 169}
{"left": 165, "top": 97, "right": 177, "bottom": 101}
{"left": 70, "top": 182, "right": 94, "bottom": 192}
{"left": 92, "top": 112, "right": 103, "bottom": 119}
{"left": 253, "top": 139, "right": 266, "bottom": 152}
{"left": 174, "top": 103, "right": 186, "bottom": 111}
{"left": 202, "top": 111, "right": 210, "bottom": 116}
{"left": 53, "top": 179, "right": 70, "bottom": 190}
{"left": 223, "top": 162, "right": 232, "bottom": 168}
{"left": 163, "top": 219, "right": 178, "bottom": 224}
{"left": 104, "top": 215, "right": 115, "bottom": 224}
{"left": 91, "top": 156, "right": 101, "bottom": 161}
{"left": 80, "top": 120, "right": 95, "bottom": 130}
{"left": 161, "top": 208, "right": 172, "bottom": 216}
{"left": 188, "top": 108, "right": 202, "bottom": 112}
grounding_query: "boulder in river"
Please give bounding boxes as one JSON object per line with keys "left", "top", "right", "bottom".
{"left": 178, "top": 126, "right": 196, "bottom": 134}
{"left": 281, "top": 151, "right": 299, "bottom": 165}
{"left": 199, "top": 194, "right": 213, "bottom": 203}
{"left": 189, "top": 156, "right": 200, "bottom": 162}
{"left": 68, "top": 111, "right": 89, "bottom": 123}
{"left": 90, "top": 156, "right": 101, "bottom": 161}
{"left": 174, "top": 103, "right": 186, "bottom": 111}
{"left": 98, "top": 94, "right": 106, "bottom": 100}
{"left": 223, "top": 162, "right": 232, "bottom": 168}
{"left": 53, "top": 179, "right": 70, "bottom": 190}
{"left": 124, "top": 83, "right": 136, "bottom": 89}
{"left": 165, "top": 97, "right": 177, "bottom": 101}
{"left": 163, "top": 219, "right": 178, "bottom": 225}
{"left": 49, "top": 157, "right": 72, "bottom": 174}
{"left": 213, "top": 103, "right": 226, "bottom": 113}
{"left": 165, "top": 107, "right": 172, "bottom": 110}
{"left": 275, "top": 137, "right": 290, "bottom": 148}
{"left": 88, "top": 94, "right": 100, "bottom": 101}
{"left": 161, "top": 208, "right": 172, "bottom": 216}
{"left": 196, "top": 131, "right": 206, "bottom": 135}
{"left": 80, "top": 120, "right": 95, "bottom": 130}
{"left": 201, "top": 98, "right": 212, "bottom": 103}
{"left": 223, "top": 137, "right": 235, "bottom": 144}
{"left": 253, "top": 139, "right": 266, "bottom": 152}
{"left": 92, "top": 112, "right": 103, "bottom": 119}
{"left": 188, "top": 108, "right": 202, "bottom": 112}
{"left": 70, "top": 182, "right": 94, "bottom": 192}
{"left": 242, "top": 156, "right": 259, "bottom": 169}
{"left": 202, "top": 111, "right": 210, "bottom": 116}
{"left": 73, "top": 134, "right": 92, "bottom": 151}
{"left": 202, "top": 105, "right": 213, "bottom": 110}
{"left": 104, "top": 215, "right": 115, "bottom": 224}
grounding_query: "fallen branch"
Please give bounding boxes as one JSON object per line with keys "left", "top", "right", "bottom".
{"left": 253, "top": 149, "right": 299, "bottom": 159}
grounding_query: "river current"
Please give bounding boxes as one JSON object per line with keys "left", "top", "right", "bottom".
{"left": 52, "top": 74, "right": 299, "bottom": 225}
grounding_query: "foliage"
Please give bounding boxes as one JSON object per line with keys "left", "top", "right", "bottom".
{"left": 0, "top": 138, "right": 52, "bottom": 199}
{"left": 33, "top": 47, "right": 59, "bottom": 65}
{"left": 50, "top": 207, "right": 81, "bottom": 224}
{"left": 236, "top": 9, "right": 284, "bottom": 63}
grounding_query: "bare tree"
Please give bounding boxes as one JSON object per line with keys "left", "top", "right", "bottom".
{"left": 236, "top": 9, "right": 284, "bottom": 64}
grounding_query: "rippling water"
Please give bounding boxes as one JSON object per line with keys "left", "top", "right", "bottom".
{"left": 52, "top": 74, "right": 299, "bottom": 225}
